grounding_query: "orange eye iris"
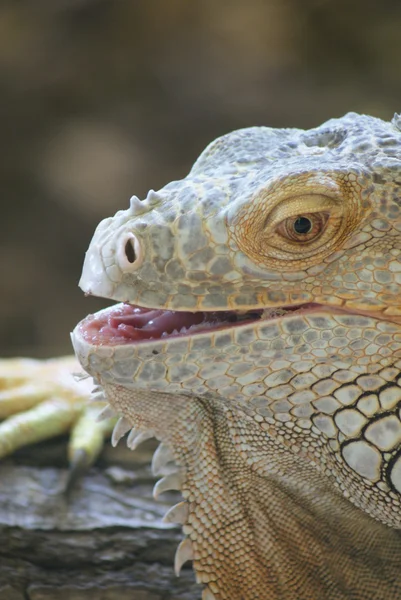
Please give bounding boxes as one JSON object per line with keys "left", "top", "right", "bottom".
{"left": 277, "top": 212, "right": 329, "bottom": 242}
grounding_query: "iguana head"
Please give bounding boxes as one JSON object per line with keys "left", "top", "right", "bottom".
{"left": 77, "top": 112, "right": 401, "bottom": 315}
{"left": 71, "top": 113, "right": 401, "bottom": 599}
{"left": 73, "top": 112, "right": 401, "bottom": 406}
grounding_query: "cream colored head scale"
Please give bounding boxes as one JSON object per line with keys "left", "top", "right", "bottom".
{"left": 72, "top": 113, "right": 401, "bottom": 600}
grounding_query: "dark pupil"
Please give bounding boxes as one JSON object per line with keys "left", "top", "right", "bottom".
{"left": 293, "top": 216, "right": 312, "bottom": 235}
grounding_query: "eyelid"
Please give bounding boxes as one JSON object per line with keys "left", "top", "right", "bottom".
{"left": 264, "top": 194, "right": 340, "bottom": 230}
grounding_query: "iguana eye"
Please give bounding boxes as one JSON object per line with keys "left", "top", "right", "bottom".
{"left": 230, "top": 172, "right": 371, "bottom": 271}
{"left": 277, "top": 212, "right": 329, "bottom": 243}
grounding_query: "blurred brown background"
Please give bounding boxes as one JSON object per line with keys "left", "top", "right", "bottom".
{"left": 1, "top": 0, "right": 400, "bottom": 357}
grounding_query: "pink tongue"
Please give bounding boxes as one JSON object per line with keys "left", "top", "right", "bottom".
{"left": 108, "top": 309, "right": 205, "bottom": 339}
{"left": 81, "top": 303, "right": 246, "bottom": 344}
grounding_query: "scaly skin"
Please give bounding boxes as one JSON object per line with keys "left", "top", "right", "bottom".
{"left": 70, "top": 112, "right": 401, "bottom": 598}
{"left": 2, "top": 112, "right": 401, "bottom": 598}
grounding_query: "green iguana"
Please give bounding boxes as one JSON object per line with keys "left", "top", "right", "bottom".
{"left": 2, "top": 112, "right": 401, "bottom": 599}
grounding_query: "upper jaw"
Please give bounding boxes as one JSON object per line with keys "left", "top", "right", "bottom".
{"left": 78, "top": 191, "right": 401, "bottom": 325}
{"left": 77, "top": 187, "right": 318, "bottom": 313}
{"left": 77, "top": 210, "right": 401, "bottom": 319}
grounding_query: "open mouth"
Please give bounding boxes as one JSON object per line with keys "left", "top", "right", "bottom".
{"left": 79, "top": 302, "right": 322, "bottom": 345}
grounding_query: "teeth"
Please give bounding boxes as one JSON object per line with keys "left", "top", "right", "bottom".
{"left": 151, "top": 443, "right": 175, "bottom": 475}
{"left": 202, "top": 589, "right": 217, "bottom": 600}
{"left": 111, "top": 416, "right": 132, "bottom": 447}
{"left": 96, "top": 404, "right": 116, "bottom": 422}
{"left": 126, "top": 429, "right": 154, "bottom": 450}
{"left": 262, "top": 307, "right": 288, "bottom": 318}
{"left": 174, "top": 538, "right": 194, "bottom": 576}
{"left": 153, "top": 472, "right": 184, "bottom": 500}
{"left": 163, "top": 501, "right": 188, "bottom": 524}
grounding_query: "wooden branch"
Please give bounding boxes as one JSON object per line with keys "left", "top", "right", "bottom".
{"left": 0, "top": 439, "right": 198, "bottom": 600}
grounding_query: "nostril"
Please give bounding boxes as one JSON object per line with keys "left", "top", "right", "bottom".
{"left": 125, "top": 238, "right": 136, "bottom": 263}
{"left": 118, "top": 233, "right": 143, "bottom": 271}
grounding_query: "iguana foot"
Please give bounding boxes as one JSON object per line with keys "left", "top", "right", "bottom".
{"left": 0, "top": 356, "right": 115, "bottom": 474}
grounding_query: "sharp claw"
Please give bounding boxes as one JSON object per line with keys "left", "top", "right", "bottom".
{"left": 126, "top": 428, "right": 153, "bottom": 450}
{"left": 111, "top": 416, "right": 131, "bottom": 447}
{"left": 91, "top": 391, "right": 106, "bottom": 402}
{"left": 64, "top": 448, "right": 90, "bottom": 496}
{"left": 202, "top": 588, "right": 217, "bottom": 600}
{"left": 96, "top": 404, "right": 116, "bottom": 422}
{"left": 153, "top": 472, "right": 184, "bottom": 499}
{"left": 151, "top": 442, "right": 175, "bottom": 475}
{"left": 163, "top": 501, "right": 189, "bottom": 524}
{"left": 174, "top": 538, "right": 194, "bottom": 576}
